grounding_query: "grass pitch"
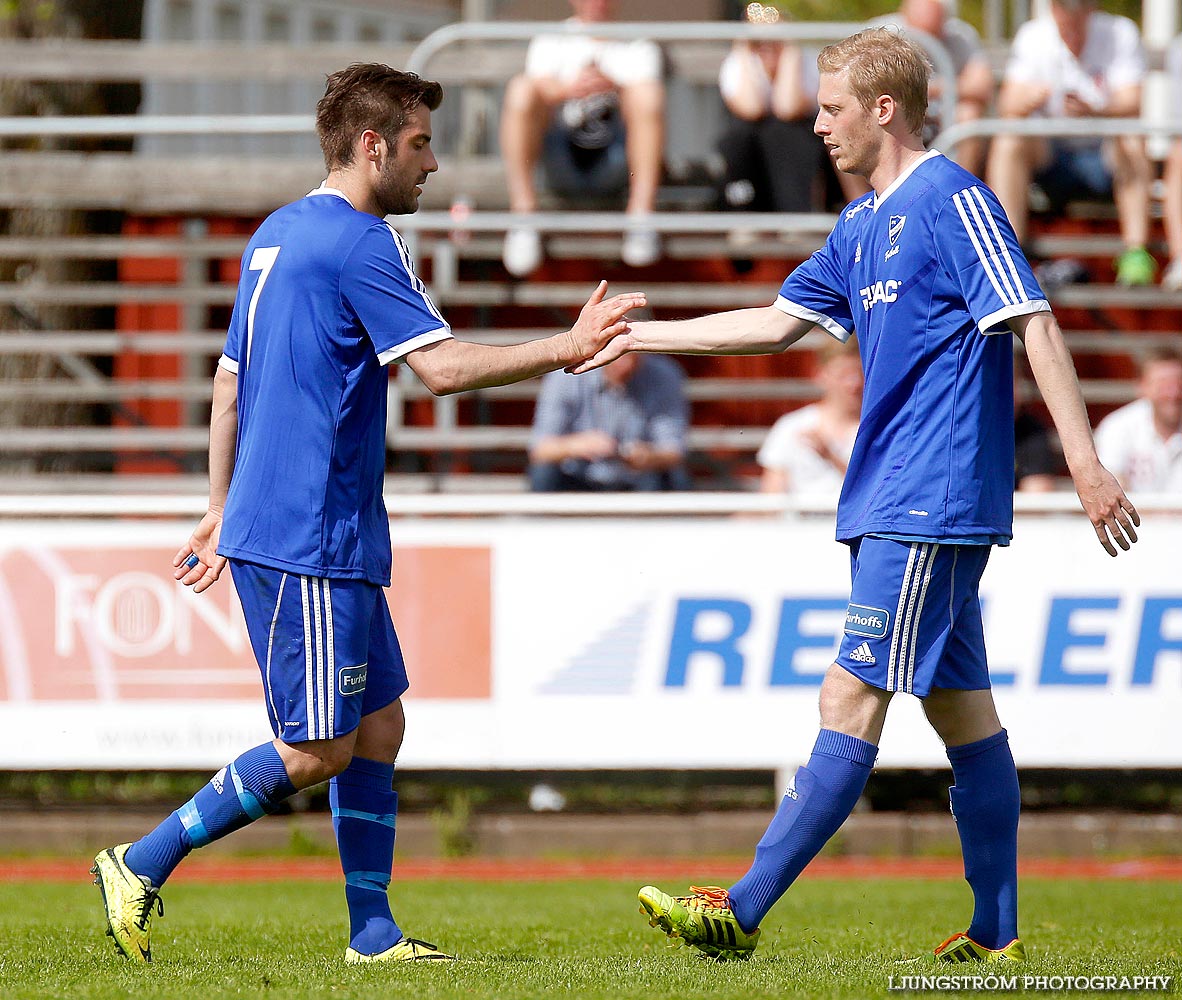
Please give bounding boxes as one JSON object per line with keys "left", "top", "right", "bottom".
{"left": 2, "top": 877, "right": 1179, "bottom": 999}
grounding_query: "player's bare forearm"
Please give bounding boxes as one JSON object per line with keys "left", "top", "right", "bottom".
{"left": 407, "top": 282, "right": 646, "bottom": 394}
{"left": 570, "top": 306, "right": 812, "bottom": 374}
{"left": 207, "top": 365, "right": 239, "bottom": 512}
{"left": 173, "top": 366, "right": 237, "bottom": 593}
{"left": 1013, "top": 311, "right": 1140, "bottom": 555}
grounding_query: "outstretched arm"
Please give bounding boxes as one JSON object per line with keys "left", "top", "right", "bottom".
{"left": 569, "top": 305, "right": 815, "bottom": 373}
{"left": 406, "top": 281, "right": 645, "bottom": 394}
{"left": 1011, "top": 311, "right": 1139, "bottom": 556}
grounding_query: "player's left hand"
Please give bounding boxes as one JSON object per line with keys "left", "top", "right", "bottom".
{"left": 564, "top": 281, "right": 645, "bottom": 366}
{"left": 174, "top": 509, "right": 229, "bottom": 593}
{"left": 566, "top": 331, "right": 635, "bottom": 374}
{"left": 1075, "top": 465, "right": 1140, "bottom": 557}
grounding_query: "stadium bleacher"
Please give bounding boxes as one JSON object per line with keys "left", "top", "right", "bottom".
{"left": 0, "top": 19, "right": 1179, "bottom": 491}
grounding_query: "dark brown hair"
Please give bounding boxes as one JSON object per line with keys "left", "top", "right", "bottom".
{"left": 315, "top": 63, "right": 443, "bottom": 170}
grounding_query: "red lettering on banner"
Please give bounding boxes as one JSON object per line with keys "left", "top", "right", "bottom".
{"left": 0, "top": 546, "right": 492, "bottom": 703}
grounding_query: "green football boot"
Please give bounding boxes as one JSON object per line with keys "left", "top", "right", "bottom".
{"left": 345, "top": 937, "right": 456, "bottom": 963}
{"left": 91, "top": 843, "right": 164, "bottom": 962}
{"left": 935, "top": 932, "right": 1026, "bottom": 963}
{"left": 637, "top": 884, "right": 760, "bottom": 961}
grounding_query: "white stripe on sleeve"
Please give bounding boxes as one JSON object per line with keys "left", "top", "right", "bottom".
{"left": 952, "top": 190, "right": 1014, "bottom": 307}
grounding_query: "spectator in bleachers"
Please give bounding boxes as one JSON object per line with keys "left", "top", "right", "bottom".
{"left": 1014, "top": 364, "right": 1063, "bottom": 492}
{"left": 528, "top": 353, "right": 690, "bottom": 492}
{"left": 871, "top": 0, "right": 994, "bottom": 177}
{"left": 715, "top": 3, "right": 831, "bottom": 215}
{"left": 986, "top": 0, "right": 1156, "bottom": 288}
{"left": 757, "top": 337, "right": 862, "bottom": 497}
{"left": 499, "top": 0, "right": 665, "bottom": 277}
{"left": 1094, "top": 347, "right": 1182, "bottom": 492}
{"left": 1162, "top": 34, "right": 1182, "bottom": 292}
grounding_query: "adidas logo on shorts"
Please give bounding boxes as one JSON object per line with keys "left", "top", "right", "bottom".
{"left": 849, "top": 642, "right": 877, "bottom": 664}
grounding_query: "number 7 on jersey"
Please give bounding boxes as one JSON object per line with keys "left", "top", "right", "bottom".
{"left": 245, "top": 245, "right": 281, "bottom": 368}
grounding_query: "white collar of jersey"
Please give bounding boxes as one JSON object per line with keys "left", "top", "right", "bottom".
{"left": 306, "top": 182, "right": 356, "bottom": 209}
{"left": 873, "top": 149, "right": 942, "bottom": 212}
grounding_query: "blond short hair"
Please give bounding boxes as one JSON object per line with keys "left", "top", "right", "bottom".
{"left": 817, "top": 28, "right": 931, "bottom": 135}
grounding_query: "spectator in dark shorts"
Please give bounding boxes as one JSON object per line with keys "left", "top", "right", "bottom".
{"left": 715, "top": 3, "right": 836, "bottom": 215}
{"left": 872, "top": 0, "right": 995, "bottom": 176}
{"left": 528, "top": 353, "right": 690, "bottom": 492}
{"left": 1014, "top": 365, "right": 1063, "bottom": 492}
{"left": 499, "top": 0, "right": 665, "bottom": 276}
{"left": 986, "top": 0, "right": 1154, "bottom": 287}
{"left": 1162, "top": 34, "right": 1182, "bottom": 291}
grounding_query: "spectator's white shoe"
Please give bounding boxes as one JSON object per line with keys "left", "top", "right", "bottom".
{"left": 1162, "top": 258, "right": 1182, "bottom": 292}
{"left": 503, "top": 226, "right": 542, "bottom": 277}
{"left": 621, "top": 227, "right": 661, "bottom": 268}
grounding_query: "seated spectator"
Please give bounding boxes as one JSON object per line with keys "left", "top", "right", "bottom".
{"left": 1094, "top": 348, "right": 1182, "bottom": 492}
{"left": 1163, "top": 34, "right": 1182, "bottom": 291}
{"left": 528, "top": 353, "right": 690, "bottom": 492}
{"left": 986, "top": 0, "right": 1155, "bottom": 288}
{"left": 758, "top": 338, "right": 862, "bottom": 497}
{"left": 872, "top": 0, "right": 995, "bottom": 176}
{"left": 716, "top": 3, "right": 832, "bottom": 214}
{"left": 499, "top": 0, "right": 665, "bottom": 276}
{"left": 1014, "top": 365, "right": 1064, "bottom": 492}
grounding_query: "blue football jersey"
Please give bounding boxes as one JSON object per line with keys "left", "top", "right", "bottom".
{"left": 776, "top": 151, "right": 1049, "bottom": 544}
{"left": 217, "top": 186, "right": 451, "bottom": 584}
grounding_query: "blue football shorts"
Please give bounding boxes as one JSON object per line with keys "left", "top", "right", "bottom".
{"left": 834, "top": 536, "right": 992, "bottom": 698}
{"left": 230, "top": 559, "right": 409, "bottom": 743}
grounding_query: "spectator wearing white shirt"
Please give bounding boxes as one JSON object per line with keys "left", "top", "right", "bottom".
{"left": 499, "top": 0, "right": 665, "bottom": 276}
{"left": 758, "top": 338, "right": 862, "bottom": 497}
{"left": 1162, "top": 35, "right": 1182, "bottom": 291}
{"left": 871, "top": 0, "right": 995, "bottom": 176}
{"left": 715, "top": 3, "right": 840, "bottom": 216}
{"left": 985, "top": 0, "right": 1155, "bottom": 287}
{"left": 1094, "top": 348, "right": 1182, "bottom": 493}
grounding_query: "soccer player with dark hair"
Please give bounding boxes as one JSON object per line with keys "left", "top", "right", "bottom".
{"left": 91, "top": 63, "right": 643, "bottom": 965}
{"left": 572, "top": 28, "right": 1140, "bottom": 963}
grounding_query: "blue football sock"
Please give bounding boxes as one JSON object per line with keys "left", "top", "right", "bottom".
{"left": 331, "top": 756, "right": 402, "bottom": 955}
{"left": 947, "top": 729, "right": 1020, "bottom": 949}
{"left": 124, "top": 742, "right": 296, "bottom": 887}
{"left": 728, "top": 729, "right": 878, "bottom": 932}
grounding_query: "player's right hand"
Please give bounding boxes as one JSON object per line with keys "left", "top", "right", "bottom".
{"left": 566, "top": 281, "right": 645, "bottom": 365}
{"left": 174, "top": 509, "right": 228, "bottom": 593}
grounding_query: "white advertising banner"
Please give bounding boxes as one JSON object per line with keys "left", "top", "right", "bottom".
{"left": 0, "top": 513, "right": 1179, "bottom": 770}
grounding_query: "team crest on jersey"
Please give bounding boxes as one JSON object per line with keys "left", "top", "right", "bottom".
{"left": 888, "top": 215, "right": 906, "bottom": 244}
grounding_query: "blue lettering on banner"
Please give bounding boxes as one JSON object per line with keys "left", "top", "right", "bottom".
{"left": 660, "top": 593, "right": 1174, "bottom": 691}
{"left": 1131, "top": 596, "right": 1182, "bottom": 685}
{"left": 770, "top": 598, "right": 847, "bottom": 686}
{"left": 665, "top": 599, "right": 751, "bottom": 687}
{"left": 1039, "top": 597, "right": 1116, "bottom": 686}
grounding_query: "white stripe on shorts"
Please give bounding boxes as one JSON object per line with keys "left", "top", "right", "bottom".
{"left": 888, "top": 543, "right": 935, "bottom": 693}
{"left": 906, "top": 547, "right": 938, "bottom": 694}
{"left": 324, "top": 578, "right": 334, "bottom": 740}
{"left": 301, "top": 576, "right": 314, "bottom": 738}
{"left": 264, "top": 573, "right": 288, "bottom": 731}
{"left": 312, "top": 578, "right": 325, "bottom": 740}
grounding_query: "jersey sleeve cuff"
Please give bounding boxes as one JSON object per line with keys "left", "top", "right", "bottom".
{"left": 376, "top": 327, "right": 452, "bottom": 366}
{"left": 217, "top": 354, "right": 239, "bottom": 374}
{"left": 978, "top": 299, "right": 1051, "bottom": 334}
{"left": 774, "top": 296, "right": 853, "bottom": 342}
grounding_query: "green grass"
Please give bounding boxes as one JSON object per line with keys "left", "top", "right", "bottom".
{"left": 2, "top": 878, "right": 1180, "bottom": 999}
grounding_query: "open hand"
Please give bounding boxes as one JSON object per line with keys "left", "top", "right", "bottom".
{"left": 1075, "top": 466, "right": 1140, "bottom": 557}
{"left": 564, "top": 281, "right": 645, "bottom": 366}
